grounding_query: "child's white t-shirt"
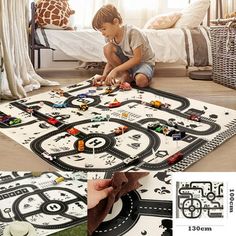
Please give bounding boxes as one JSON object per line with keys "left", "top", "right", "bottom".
{"left": 111, "top": 24, "right": 155, "bottom": 66}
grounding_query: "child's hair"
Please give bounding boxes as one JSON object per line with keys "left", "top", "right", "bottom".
{"left": 92, "top": 4, "right": 122, "bottom": 30}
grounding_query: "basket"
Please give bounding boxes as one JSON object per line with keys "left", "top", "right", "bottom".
{"left": 210, "top": 19, "right": 236, "bottom": 89}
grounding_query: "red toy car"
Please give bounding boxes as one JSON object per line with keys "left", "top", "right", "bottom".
{"left": 167, "top": 152, "right": 184, "bottom": 165}
{"left": 67, "top": 127, "right": 80, "bottom": 136}
{"left": 109, "top": 99, "right": 121, "bottom": 108}
{"left": 188, "top": 114, "right": 201, "bottom": 122}
{"left": 47, "top": 117, "right": 59, "bottom": 125}
{"left": 119, "top": 82, "right": 132, "bottom": 90}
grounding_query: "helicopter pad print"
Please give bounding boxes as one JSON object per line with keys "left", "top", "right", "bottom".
{"left": 0, "top": 78, "right": 236, "bottom": 174}
{"left": 0, "top": 171, "right": 87, "bottom": 236}
{"left": 176, "top": 181, "right": 224, "bottom": 219}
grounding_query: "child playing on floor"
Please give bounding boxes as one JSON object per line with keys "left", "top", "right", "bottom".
{"left": 92, "top": 4, "right": 155, "bottom": 88}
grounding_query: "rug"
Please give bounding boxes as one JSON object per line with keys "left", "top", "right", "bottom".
{"left": 0, "top": 78, "right": 236, "bottom": 175}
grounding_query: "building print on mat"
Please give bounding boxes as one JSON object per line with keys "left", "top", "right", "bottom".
{"left": 176, "top": 181, "right": 223, "bottom": 218}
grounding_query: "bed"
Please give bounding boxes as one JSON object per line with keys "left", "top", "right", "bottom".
{"left": 29, "top": 2, "right": 212, "bottom": 69}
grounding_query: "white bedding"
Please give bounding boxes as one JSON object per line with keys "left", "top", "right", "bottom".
{"left": 37, "top": 28, "right": 187, "bottom": 64}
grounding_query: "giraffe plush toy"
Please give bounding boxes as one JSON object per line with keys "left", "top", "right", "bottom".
{"left": 35, "top": 0, "right": 75, "bottom": 30}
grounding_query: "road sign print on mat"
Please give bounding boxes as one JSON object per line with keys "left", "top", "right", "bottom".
{"left": 0, "top": 78, "right": 236, "bottom": 175}
{"left": 0, "top": 171, "right": 87, "bottom": 236}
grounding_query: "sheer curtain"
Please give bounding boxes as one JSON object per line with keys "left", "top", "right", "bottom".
{"left": 69, "top": 0, "right": 168, "bottom": 28}
{"left": 70, "top": 0, "right": 236, "bottom": 29}
{"left": 0, "top": 0, "right": 58, "bottom": 100}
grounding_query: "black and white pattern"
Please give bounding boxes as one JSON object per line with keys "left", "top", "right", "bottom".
{"left": 0, "top": 172, "right": 87, "bottom": 236}
{"left": 0, "top": 79, "right": 236, "bottom": 175}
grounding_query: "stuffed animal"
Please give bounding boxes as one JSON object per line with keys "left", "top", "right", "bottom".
{"left": 225, "top": 11, "right": 236, "bottom": 18}
{"left": 35, "top": 0, "right": 75, "bottom": 30}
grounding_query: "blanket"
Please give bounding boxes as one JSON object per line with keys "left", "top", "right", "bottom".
{"left": 182, "top": 27, "right": 212, "bottom": 66}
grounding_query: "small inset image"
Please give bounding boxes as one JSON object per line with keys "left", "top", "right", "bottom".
{"left": 0, "top": 171, "right": 87, "bottom": 236}
{"left": 88, "top": 171, "right": 172, "bottom": 236}
{"left": 176, "top": 181, "right": 223, "bottom": 219}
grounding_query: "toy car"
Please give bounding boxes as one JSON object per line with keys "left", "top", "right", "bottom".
{"left": 0, "top": 115, "right": 11, "bottom": 123}
{"left": 42, "top": 151, "right": 55, "bottom": 161}
{"left": 0, "top": 115, "right": 21, "bottom": 126}
{"left": 166, "top": 129, "right": 177, "bottom": 137}
{"left": 56, "top": 114, "right": 70, "bottom": 120}
{"left": 78, "top": 140, "right": 85, "bottom": 152}
{"left": 108, "top": 99, "right": 121, "bottom": 108}
{"left": 147, "top": 121, "right": 160, "bottom": 130}
{"left": 114, "top": 126, "right": 128, "bottom": 135}
{"left": 167, "top": 152, "right": 184, "bottom": 165}
{"left": 155, "top": 125, "right": 164, "bottom": 133}
{"left": 91, "top": 115, "right": 107, "bottom": 122}
{"left": 188, "top": 114, "right": 201, "bottom": 122}
{"left": 67, "top": 127, "right": 80, "bottom": 136}
{"left": 123, "top": 154, "right": 139, "bottom": 164}
{"left": 105, "top": 87, "right": 113, "bottom": 94}
{"left": 52, "top": 88, "right": 64, "bottom": 96}
{"left": 79, "top": 103, "right": 88, "bottom": 111}
{"left": 167, "top": 119, "right": 177, "bottom": 128}
{"left": 9, "top": 117, "right": 22, "bottom": 125}
{"left": 52, "top": 102, "right": 67, "bottom": 108}
{"left": 47, "top": 117, "right": 59, "bottom": 125}
{"left": 150, "top": 100, "right": 162, "bottom": 108}
{"left": 119, "top": 82, "right": 132, "bottom": 90}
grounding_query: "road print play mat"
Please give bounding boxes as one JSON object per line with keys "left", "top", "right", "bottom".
{"left": 0, "top": 171, "right": 87, "bottom": 236}
{"left": 0, "top": 78, "right": 236, "bottom": 175}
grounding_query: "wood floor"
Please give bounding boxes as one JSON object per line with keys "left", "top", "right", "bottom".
{"left": 0, "top": 68, "right": 235, "bottom": 172}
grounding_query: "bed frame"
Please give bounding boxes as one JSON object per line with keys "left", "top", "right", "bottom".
{"left": 29, "top": 2, "right": 54, "bottom": 69}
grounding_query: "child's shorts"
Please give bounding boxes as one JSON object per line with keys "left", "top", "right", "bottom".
{"left": 115, "top": 46, "right": 154, "bottom": 81}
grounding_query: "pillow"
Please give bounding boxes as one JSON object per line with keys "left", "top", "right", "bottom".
{"left": 144, "top": 12, "right": 182, "bottom": 29}
{"left": 36, "top": 0, "right": 75, "bottom": 30}
{"left": 174, "top": 0, "right": 210, "bottom": 28}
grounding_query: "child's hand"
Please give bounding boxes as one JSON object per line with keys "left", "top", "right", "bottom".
{"left": 92, "top": 75, "right": 106, "bottom": 86}
{"left": 88, "top": 179, "right": 113, "bottom": 209}
{"left": 106, "top": 69, "right": 118, "bottom": 85}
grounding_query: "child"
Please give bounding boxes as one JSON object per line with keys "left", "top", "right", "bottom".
{"left": 92, "top": 4, "right": 155, "bottom": 88}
